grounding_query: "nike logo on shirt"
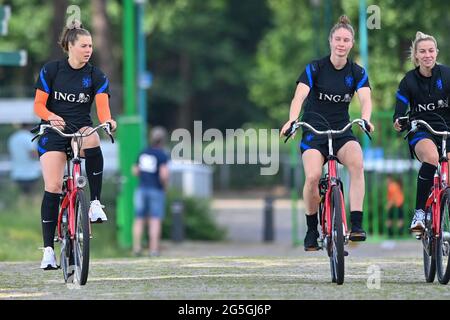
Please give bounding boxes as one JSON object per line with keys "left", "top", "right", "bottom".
{"left": 93, "top": 171, "right": 103, "bottom": 176}
{"left": 42, "top": 220, "right": 54, "bottom": 223}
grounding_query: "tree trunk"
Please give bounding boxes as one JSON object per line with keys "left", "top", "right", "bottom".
{"left": 50, "top": 0, "right": 68, "bottom": 60}
{"left": 177, "top": 52, "right": 193, "bottom": 130}
{"left": 91, "top": 0, "right": 121, "bottom": 116}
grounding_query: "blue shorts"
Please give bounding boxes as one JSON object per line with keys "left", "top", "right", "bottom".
{"left": 408, "top": 130, "right": 450, "bottom": 160}
{"left": 134, "top": 187, "right": 166, "bottom": 219}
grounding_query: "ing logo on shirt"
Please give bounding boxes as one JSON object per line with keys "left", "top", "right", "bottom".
{"left": 53, "top": 91, "right": 91, "bottom": 103}
{"left": 345, "top": 75, "right": 354, "bottom": 88}
{"left": 82, "top": 77, "right": 92, "bottom": 88}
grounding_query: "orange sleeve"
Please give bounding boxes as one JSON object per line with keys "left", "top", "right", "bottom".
{"left": 34, "top": 89, "right": 54, "bottom": 121}
{"left": 95, "top": 93, "right": 112, "bottom": 123}
{"left": 387, "top": 184, "right": 394, "bottom": 202}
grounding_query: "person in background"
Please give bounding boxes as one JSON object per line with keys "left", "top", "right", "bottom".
{"left": 7, "top": 123, "right": 41, "bottom": 196}
{"left": 132, "top": 126, "right": 169, "bottom": 257}
{"left": 386, "top": 175, "right": 405, "bottom": 237}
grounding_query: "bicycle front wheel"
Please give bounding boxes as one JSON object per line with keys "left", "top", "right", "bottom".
{"left": 422, "top": 205, "right": 436, "bottom": 283}
{"left": 437, "top": 188, "right": 450, "bottom": 284}
{"left": 73, "top": 189, "right": 90, "bottom": 285}
{"left": 329, "top": 186, "right": 345, "bottom": 285}
{"left": 60, "top": 209, "right": 74, "bottom": 283}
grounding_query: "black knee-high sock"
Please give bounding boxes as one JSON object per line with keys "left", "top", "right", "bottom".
{"left": 41, "top": 191, "right": 61, "bottom": 248}
{"left": 416, "top": 162, "right": 437, "bottom": 210}
{"left": 351, "top": 211, "right": 363, "bottom": 227}
{"left": 84, "top": 146, "right": 103, "bottom": 202}
{"left": 306, "top": 213, "right": 318, "bottom": 231}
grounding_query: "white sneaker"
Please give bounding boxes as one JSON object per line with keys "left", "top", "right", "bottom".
{"left": 410, "top": 209, "right": 425, "bottom": 232}
{"left": 40, "top": 247, "right": 58, "bottom": 270}
{"left": 89, "top": 200, "right": 107, "bottom": 223}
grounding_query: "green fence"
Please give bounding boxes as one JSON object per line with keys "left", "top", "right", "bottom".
{"left": 352, "top": 111, "right": 418, "bottom": 240}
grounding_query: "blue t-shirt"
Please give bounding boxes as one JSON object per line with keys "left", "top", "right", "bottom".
{"left": 136, "top": 146, "right": 169, "bottom": 190}
{"left": 7, "top": 129, "right": 41, "bottom": 181}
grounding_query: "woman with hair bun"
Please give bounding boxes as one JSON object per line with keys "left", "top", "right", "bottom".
{"left": 281, "top": 15, "right": 374, "bottom": 250}
{"left": 34, "top": 20, "right": 117, "bottom": 269}
{"left": 393, "top": 31, "right": 450, "bottom": 233}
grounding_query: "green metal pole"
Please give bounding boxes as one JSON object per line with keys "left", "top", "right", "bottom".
{"left": 117, "top": 0, "right": 143, "bottom": 249}
{"left": 136, "top": 0, "right": 148, "bottom": 143}
{"left": 359, "top": 0, "right": 369, "bottom": 73}
{"left": 124, "top": 0, "right": 136, "bottom": 116}
{"left": 290, "top": 142, "right": 300, "bottom": 247}
{"left": 359, "top": 0, "right": 370, "bottom": 150}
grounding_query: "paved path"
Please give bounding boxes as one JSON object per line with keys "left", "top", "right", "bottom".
{"left": 212, "top": 198, "right": 304, "bottom": 244}
{"left": 162, "top": 198, "right": 423, "bottom": 258}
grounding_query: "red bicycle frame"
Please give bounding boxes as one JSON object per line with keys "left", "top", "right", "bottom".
{"left": 57, "top": 160, "right": 86, "bottom": 240}
{"left": 425, "top": 159, "right": 449, "bottom": 237}
{"left": 322, "top": 157, "right": 348, "bottom": 236}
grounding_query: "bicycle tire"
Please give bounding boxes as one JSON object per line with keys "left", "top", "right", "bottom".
{"left": 60, "top": 209, "right": 74, "bottom": 283}
{"left": 330, "top": 186, "right": 345, "bottom": 285}
{"left": 422, "top": 205, "right": 436, "bottom": 283}
{"left": 73, "top": 189, "right": 90, "bottom": 285}
{"left": 436, "top": 188, "right": 450, "bottom": 284}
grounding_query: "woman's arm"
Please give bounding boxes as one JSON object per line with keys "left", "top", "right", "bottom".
{"left": 95, "top": 93, "right": 117, "bottom": 131}
{"left": 356, "top": 87, "right": 375, "bottom": 131}
{"left": 280, "top": 83, "right": 310, "bottom": 136}
{"left": 34, "top": 89, "right": 65, "bottom": 129}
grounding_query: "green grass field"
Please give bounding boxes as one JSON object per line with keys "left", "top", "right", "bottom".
{"left": 1, "top": 255, "right": 450, "bottom": 300}
{"left": 0, "top": 181, "right": 129, "bottom": 261}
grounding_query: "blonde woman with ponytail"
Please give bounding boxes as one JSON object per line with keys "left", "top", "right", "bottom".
{"left": 281, "top": 15, "right": 374, "bottom": 250}
{"left": 393, "top": 31, "right": 450, "bottom": 232}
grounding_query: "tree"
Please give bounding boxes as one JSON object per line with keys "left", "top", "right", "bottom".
{"left": 50, "top": 0, "right": 69, "bottom": 61}
{"left": 91, "top": 0, "right": 121, "bottom": 115}
{"left": 146, "top": 0, "right": 271, "bottom": 131}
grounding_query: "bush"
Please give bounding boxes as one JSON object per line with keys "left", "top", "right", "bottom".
{"left": 162, "top": 190, "right": 226, "bottom": 241}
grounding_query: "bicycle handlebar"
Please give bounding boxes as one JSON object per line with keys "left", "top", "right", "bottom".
{"left": 31, "top": 122, "right": 115, "bottom": 144}
{"left": 283, "top": 118, "right": 372, "bottom": 143}
{"left": 397, "top": 117, "right": 450, "bottom": 140}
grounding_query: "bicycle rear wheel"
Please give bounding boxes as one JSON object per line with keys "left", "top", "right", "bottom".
{"left": 329, "top": 186, "right": 345, "bottom": 285}
{"left": 60, "top": 209, "right": 75, "bottom": 283}
{"left": 422, "top": 205, "right": 436, "bottom": 283}
{"left": 437, "top": 188, "right": 450, "bottom": 284}
{"left": 73, "top": 189, "right": 90, "bottom": 285}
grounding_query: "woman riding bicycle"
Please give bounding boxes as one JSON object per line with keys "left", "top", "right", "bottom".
{"left": 34, "top": 20, "right": 117, "bottom": 269}
{"left": 393, "top": 31, "right": 450, "bottom": 233}
{"left": 281, "top": 15, "right": 374, "bottom": 251}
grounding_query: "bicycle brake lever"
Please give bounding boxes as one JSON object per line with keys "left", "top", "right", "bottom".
{"left": 357, "top": 121, "right": 372, "bottom": 140}
{"left": 103, "top": 126, "right": 115, "bottom": 144}
{"left": 283, "top": 121, "right": 298, "bottom": 143}
{"left": 404, "top": 129, "right": 414, "bottom": 140}
{"left": 284, "top": 134, "right": 292, "bottom": 143}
